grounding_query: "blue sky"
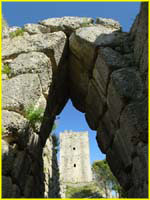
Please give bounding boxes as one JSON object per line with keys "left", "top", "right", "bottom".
{"left": 3, "top": 2, "right": 140, "bottom": 32}
{"left": 2, "top": 2, "right": 141, "bottom": 164}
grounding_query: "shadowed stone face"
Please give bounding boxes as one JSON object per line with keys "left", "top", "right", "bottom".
{"left": 2, "top": 3, "right": 148, "bottom": 198}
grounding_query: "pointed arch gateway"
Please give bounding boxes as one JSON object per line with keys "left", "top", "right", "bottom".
{"left": 2, "top": 3, "right": 148, "bottom": 198}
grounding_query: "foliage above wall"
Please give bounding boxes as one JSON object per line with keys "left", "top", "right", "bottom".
{"left": 92, "top": 159, "right": 126, "bottom": 198}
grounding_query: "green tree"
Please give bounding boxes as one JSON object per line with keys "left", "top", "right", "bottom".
{"left": 92, "top": 159, "right": 125, "bottom": 198}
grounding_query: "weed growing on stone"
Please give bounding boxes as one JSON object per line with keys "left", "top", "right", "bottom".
{"left": 2, "top": 127, "right": 6, "bottom": 135}
{"left": 2, "top": 64, "right": 11, "bottom": 77}
{"left": 81, "top": 18, "right": 91, "bottom": 27}
{"left": 24, "top": 105, "right": 44, "bottom": 125}
{"left": 9, "top": 28, "right": 25, "bottom": 38}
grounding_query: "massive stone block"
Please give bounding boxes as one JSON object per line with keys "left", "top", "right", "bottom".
{"left": 107, "top": 68, "right": 144, "bottom": 125}
{"left": 69, "top": 26, "right": 121, "bottom": 71}
{"left": 2, "top": 31, "right": 67, "bottom": 61}
{"left": 23, "top": 23, "right": 51, "bottom": 35}
{"left": 120, "top": 98, "right": 148, "bottom": 144}
{"left": 69, "top": 53, "right": 89, "bottom": 112}
{"left": 40, "top": 16, "right": 94, "bottom": 36}
{"left": 2, "top": 74, "right": 42, "bottom": 111}
{"left": 96, "top": 17, "right": 121, "bottom": 30}
{"left": 69, "top": 24, "right": 122, "bottom": 112}
{"left": 85, "top": 79, "right": 106, "bottom": 130}
{"left": 96, "top": 111, "right": 116, "bottom": 154}
{"left": 93, "top": 47, "right": 130, "bottom": 96}
{"left": 9, "top": 52, "right": 52, "bottom": 98}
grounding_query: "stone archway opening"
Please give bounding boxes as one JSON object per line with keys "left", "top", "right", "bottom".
{"left": 54, "top": 99, "right": 105, "bottom": 163}
{"left": 53, "top": 99, "right": 106, "bottom": 198}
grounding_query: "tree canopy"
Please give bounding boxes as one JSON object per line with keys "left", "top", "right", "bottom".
{"left": 92, "top": 159, "right": 126, "bottom": 198}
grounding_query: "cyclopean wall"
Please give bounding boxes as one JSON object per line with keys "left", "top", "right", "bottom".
{"left": 2, "top": 2, "right": 148, "bottom": 198}
{"left": 2, "top": 30, "right": 66, "bottom": 197}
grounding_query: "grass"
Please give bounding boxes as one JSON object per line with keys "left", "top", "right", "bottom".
{"left": 2, "top": 64, "right": 11, "bottom": 77}
{"left": 9, "top": 28, "right": 25, "bottom": 38}
{"left": 24, "top": 105, "right": 44, "bottom": 125}
{"left": 65, "top": 183, "right": 103, "bottom": 198}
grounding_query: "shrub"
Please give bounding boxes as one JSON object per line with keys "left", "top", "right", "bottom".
{"left": 2, "top": 64, "right": 11, "bottom": 77}
{"left": 24, "top": 105, "right": 44, "bottom": 125}
{"left": 9, "top": 28, "right": 25, "bottom": 38}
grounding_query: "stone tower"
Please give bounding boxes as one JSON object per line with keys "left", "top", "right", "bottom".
{"left": 59, "top": 131, "right": 92, "bottom": 183}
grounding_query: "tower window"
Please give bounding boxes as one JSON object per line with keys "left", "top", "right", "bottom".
{"left": 73, "top": 147, "right": 76, "bottom": 150}
{"left": 74, "top": 164, "right": 76, "bottom": 167}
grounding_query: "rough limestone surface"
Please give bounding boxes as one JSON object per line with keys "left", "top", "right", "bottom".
{"left": 69, "top": 25, "right": 129, "bottom": 112}
{"left": 2, "top": 74, "right": 42, "bottom": 112}
{"left": 23, "top": 23, "right": 51, "bottom": 35}
{"left": 2, "top": 31, "right": 67, "bottom": 60}
{"left": 9, "top": 52, "right": 52, "bottom": 97}
{"left": 96, "top": 17, "right": 121, "bottom": 30}
{"left": 39, "top": 16, "right": 94, "bottom": 36}
{"left": 2, "top": 3, "right": 148, "bottom": 198}
{"left": 2, "top": 27, "right": 66, "bottom": 198}
{"left": 130, "top": 3, "right": 148, "bottom": 91}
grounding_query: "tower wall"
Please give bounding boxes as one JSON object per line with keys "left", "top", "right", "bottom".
{"left": 60, "top": 131, "right": 92, "bottom": 183}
